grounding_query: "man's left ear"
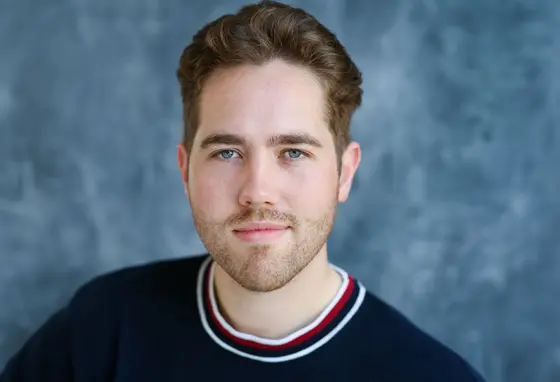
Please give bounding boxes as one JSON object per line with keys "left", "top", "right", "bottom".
{"left": 338, "top": 141, "right": 361, "bottom": 203}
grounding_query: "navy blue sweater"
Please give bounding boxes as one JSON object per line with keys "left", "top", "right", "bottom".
{"left": 1, "top": 255, "right": 485, "bottom": 381}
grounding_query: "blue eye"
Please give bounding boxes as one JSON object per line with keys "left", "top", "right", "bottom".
{"left": 284, "top": 149, "right": 303, "bottom": 159}
{"left": 217, "top": 150, "right": 237, "bottom": 159}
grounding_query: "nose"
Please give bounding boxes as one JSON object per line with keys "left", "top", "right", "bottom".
{"left": 238, "top": 155, "right": 279, "bottom": 208}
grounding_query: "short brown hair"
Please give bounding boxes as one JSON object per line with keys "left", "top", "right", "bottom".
{"left": 176, "top": 0, "right": 363, "bottom": 165}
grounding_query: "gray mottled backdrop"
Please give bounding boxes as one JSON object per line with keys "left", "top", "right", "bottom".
{"left": 1, "top": 0, "right": 559, "bottom": 380}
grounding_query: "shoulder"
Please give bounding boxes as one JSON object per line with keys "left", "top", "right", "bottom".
{"left": 1, "top": 255, "right": 209, "bottom": 379}
{"left": 67, "top": 254, "right": 208, "bottom": 315}
{"left": 355, "top": 289, "right": 485, "bottom": 381}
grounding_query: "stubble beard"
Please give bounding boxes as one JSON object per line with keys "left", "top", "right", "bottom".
{"left": 191, "top": 196, "right": 338, "bottom": 293}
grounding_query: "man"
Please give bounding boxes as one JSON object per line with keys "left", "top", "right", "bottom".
{"left": 1, "top": 1, "right": 485, "bottom": 381}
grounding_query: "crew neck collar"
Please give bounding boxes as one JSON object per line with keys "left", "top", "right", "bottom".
{"left": 196, "top": 256, "right": 366, "bottom": 363}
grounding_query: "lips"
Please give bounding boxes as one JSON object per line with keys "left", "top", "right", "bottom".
{"left": 233, "top": 222, "right": 288, "bottom": 232}
{"left": 232, "top": 222, "right": 290, "bottom": 243}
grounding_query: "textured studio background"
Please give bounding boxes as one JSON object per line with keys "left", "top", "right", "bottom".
{"left": 1, "top": 0, "right": 559, "bottom": 380}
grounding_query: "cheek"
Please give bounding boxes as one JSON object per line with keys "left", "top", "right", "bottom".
{"left": 189, "top": 166, "right": 238, "bottom": 216}
{"left": 286, "top": 166, "right": 338, "bottom": 209}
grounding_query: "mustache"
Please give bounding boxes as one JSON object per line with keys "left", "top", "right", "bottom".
{"left": 226, "top": 208, "right": 298, "bottom": 227}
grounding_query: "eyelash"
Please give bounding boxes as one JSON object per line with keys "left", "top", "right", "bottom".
{"left": 210, "top": 149, "right": 309, "bottom": 161}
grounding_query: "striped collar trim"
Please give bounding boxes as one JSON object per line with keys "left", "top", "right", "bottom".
{"left": 196, "top": 256, "right": 366, "bottom": 363}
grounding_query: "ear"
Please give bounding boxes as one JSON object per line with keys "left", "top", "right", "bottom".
{"left": 177, "top": 143, "right": 190, "bottom": 198}
{"left": 337, "top": 141, "right": 361, "bottom": 203}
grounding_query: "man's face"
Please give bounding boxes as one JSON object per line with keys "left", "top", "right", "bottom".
{"left": 178, "top": 59, "right": 360, "bottom": 292}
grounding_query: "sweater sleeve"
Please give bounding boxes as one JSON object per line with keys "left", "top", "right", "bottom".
{"left": 0, "top": 307, "right": 74, "bottom": 382}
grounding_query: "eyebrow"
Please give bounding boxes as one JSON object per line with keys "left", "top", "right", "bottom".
{"left": 199, "top": 133, "right": 323, "bottom": 149}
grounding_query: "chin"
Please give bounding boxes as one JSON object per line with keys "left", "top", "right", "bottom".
{"left": 243, "top": 253, "right": 304, "bottom": 292}
{"left": 214, "top": 246, "right": 297, "bottom": 292}
{"left": 235, "top": 271, "right": 295, "bottom": 293}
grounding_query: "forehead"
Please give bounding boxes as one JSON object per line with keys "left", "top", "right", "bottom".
{"left": 196, "top": 60, "right": 331, "bottom": 145}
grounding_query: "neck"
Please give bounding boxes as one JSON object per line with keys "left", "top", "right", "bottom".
{"left": 212, "top": 247, "right": 342, "bottom": 339}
